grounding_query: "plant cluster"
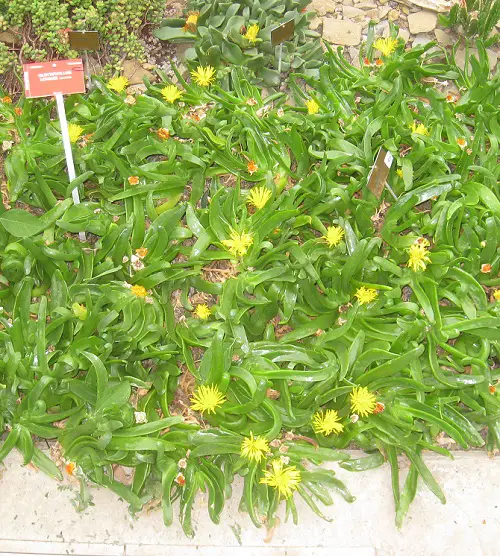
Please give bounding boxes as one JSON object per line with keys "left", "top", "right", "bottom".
{"left": 154, "top": 0, "right": 322, "bottom": 87}
{"left": 0, "top": 0, "right": 165, "bottom": 78}
{"left": 440, "top": 0, "right": 500, "bottom": 45}
{"left": 0, "top": 24, "right": 499, "bottom": 536}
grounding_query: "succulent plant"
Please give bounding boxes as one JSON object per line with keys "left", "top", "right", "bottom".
{"left": 440, "top": 0, "right": 500, "bottom": 45}
{"left": 154, "top": 0, "right": 323, "bottom": 86}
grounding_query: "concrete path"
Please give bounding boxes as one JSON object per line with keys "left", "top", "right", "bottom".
{"left": 0, "top": 451, "right": 498, "bottom": 556}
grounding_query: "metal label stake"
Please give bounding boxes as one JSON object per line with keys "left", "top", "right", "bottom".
{"left": 271, "top": 20, "right": 295, "bottom": 75}
{"left": 55, "top": 92, "right": 86, "bottom": 241}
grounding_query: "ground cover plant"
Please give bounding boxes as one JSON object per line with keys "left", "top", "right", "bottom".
{"left": 154, "top": 0, "right": 322, "bottom": 86}
{"left": 0, "top": 22, "right": 499, "bottom": 537}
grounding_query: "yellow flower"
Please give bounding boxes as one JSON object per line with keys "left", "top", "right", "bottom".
{"left": 190, "top": 384, "right": 226, "bottom": 414}
{"left": 321, "top": 225, "right": 344, "bottom": 248}
{"left": 183, "top": 11, "right": 199, "bottom": 33}
{"left": 355, "top": 286, "right": 378, "bottom": 305}
{"left": 396, "top": 169, "right": 403, "bottom": 178}
{"left": 244, "top": 24, "right": 260, "bottom": 43}
{"left": 306, "top": 98, "right": 319, "bottom": 115}
{"left": 407, "top": 238, "right": 431, "bottom": 272}
{"left": 456, "top": 137, "right": 467, "bottom": 149}
{"left": 373, "top": 37, "right": 399, "bottom": 57}
{"left": 108, "top": 76, "right": 129, "bottom": 93}
{"left": 194, "top": 303, "right": 211, "bottom": 320}
{"left": 191, "top": 65, "right": 216, "bottom": 87}
{"left": 493, "top": 289, "right": 500, "bottom": 301}
{"left": 241, "top": 432, "right": 269, "bottom": 462}
{"left": 67, "top": 123, "right": 83, "bottom": 144}
{"left": 247, "top": 187, "right": 271, "bottom": 210}
{"left": 161, "top": 85, "right": 183, "bottom": 104}
{"left": 260, "top": 459, "right": 301, "bottom": 498}
{"left": 222, "top": 229, "right": 253, "bottom": 257}
{"left": 131, "top": 285, "right": 147, "bottom": 298}
{"left": 410, "top": 121, "right": 430, "bottom": 136}
{"left": 350, "top": 386, "right": 377, "bottom": 417}
{"left": 312, "top": 409, "right": 344, "bottom": 436}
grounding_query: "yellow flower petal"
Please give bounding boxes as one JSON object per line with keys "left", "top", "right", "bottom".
{"left": 241, "top": 432, "right": 269, "bottom": 462}
{"left": 247, "top": 187, "right": 271, "bottom": 210}
{"left": 306, "top": 98, "right": 319, "bottom": 115}
{"left": 350, "top": 386, "right": 377, "bottom": 417}
{"left": 260, "top": 459, "right": 301, "bottom": 498}
{"left": 312, "top": 410, "right": 344, "bottom": 436}
{"left": 161, "top": 85, "right": 183, "bottom": 104}
{"left": 373, "top": 37, "right": 399, "bottom": 57}
{"left": 108, "top": 76, "right": 129, "bottom": 93}
{"left": 190, "top": 384, "right": 226, "bottom": 414}
{"left": 191, "top": 65, "right": 216, "bottom": 87}
{"left": 67, "top": 123, "right": 83, "bottom": 144}
{"left": 194, "top": 304, "right": 211, "bottom": 320}
{"left": 321, "top": 225, "right": 344, "bottom": 248}
{"left": 222, "top": 229, "right": 253, "bottom": 257}
{"left": 244, "top": 24, "right": 260, "bottom": 43}
{"left": 407, "top": 238, "right": 431, "bottom": 272}
{"left": 354, "top": 287, "right": 378, "bottom": 305}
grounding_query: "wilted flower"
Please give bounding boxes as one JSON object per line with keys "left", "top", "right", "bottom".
{"left": 71, "top": 302, "right": 87, "bottom": 321}
{"left": 157, "top": 128, "right": 170, "bottom": 140}
{"left": 247, "top": 160, "right": 258, "bottom": 175}
{"left": 134, "top": 411, "right": 148, "bottom": 424}
{"left": 2, "top": 140, "right": 13, "bottom": 152}
{"left": 14, "top": 107, "right": 22, "bottom": 116}
{"left": 124, "top": 95, "right": 136, "bottom": 105}
{"left": 131, "top": 254, "right": 145, "bottom": 271}
{"left": 2, "top": 96, "right": 12, "bottom": 104}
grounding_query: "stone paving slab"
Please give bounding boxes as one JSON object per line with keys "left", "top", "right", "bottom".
{"left": 1, "top": 451, "right": 499, "bottom": 555}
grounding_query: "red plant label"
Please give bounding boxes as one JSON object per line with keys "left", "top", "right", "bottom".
{"left": 23, "top": 59, "right": 86, "bottom": 98}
